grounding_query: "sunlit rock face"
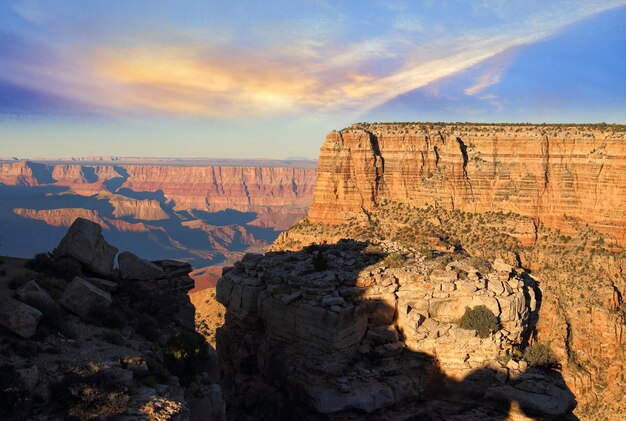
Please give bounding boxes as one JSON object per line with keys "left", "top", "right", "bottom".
{"left": 263, "top": 123, "right": 626, "bottom": 419}
{"left": 309, "top": 124, "right": 626, "bottom": 245}
{"left": 0, "top": 162, "right": 316, "bottom": 217}
{"left": 216, "top": 241, "right": 576, "bottom": 420}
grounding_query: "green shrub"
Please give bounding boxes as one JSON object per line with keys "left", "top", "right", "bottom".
{"left": 524, "top": 343, "right": 558, "bottom": 368}
{"left": 458, "top": 305, "right": 500, "bottom": 338}
{"left": 164, "top": 329, "right": 208, "bottom": 386}
{"left": 0, "top": 269, "right": 7, "bottom": 277}
{"left": 51, "top": 365, "right": 130, "bottom": 420}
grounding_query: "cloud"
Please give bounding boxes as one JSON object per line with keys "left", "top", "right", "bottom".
{"left": 1, "top": 1, "right": 624, "bottom": 119}
{"left": 464, "top": 47, "right": 518, "bottom": 96}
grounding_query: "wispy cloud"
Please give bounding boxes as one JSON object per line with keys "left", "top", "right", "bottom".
{"left": 464, "top": 47, "right": 518, "bottom": 96}
{"left": 1, "top": 0, "right": 624, "bottom": 119}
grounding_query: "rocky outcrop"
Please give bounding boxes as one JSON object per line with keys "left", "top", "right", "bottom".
{"left": 0, "top": 298, "right": 43, "bottom": 338}
{"left": 0, "top": 219, "right": 224, "bottom": 420}
{"left": 309, "top": 124, "right": 626, "bottom": 245}
{"left": 270, "top": 122, "right": 626, "bottom": 419}
{"left": 13, "top": 208, "right": 108, "bottom": 228}
{"left": 59, "top": 276, "right": 112, "bottom": 319}
{"left": 118, "top": 251, "right": 165, "bottom": 280}
{"left": 216, "top": 241, "right": 575, "bottom": 420}
{"left": 52, "top": 218, "right": 118, "bottom": 276}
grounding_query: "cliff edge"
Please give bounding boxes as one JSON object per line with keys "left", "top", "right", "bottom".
{"left": 224, "top": 123, "right": 625, "bottom": 420}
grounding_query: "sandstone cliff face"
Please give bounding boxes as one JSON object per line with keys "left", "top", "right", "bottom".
{"left": 120, "top": 165, "right": 315, "bottom": 214}
{"left": 272, "top": 123, "right": 626, "bottom": 419}
{"left": 309, "top": 124, "right": 626, "bottom": 245}
{"left": 13, "top": 208, "right": 108, "bottom": 228}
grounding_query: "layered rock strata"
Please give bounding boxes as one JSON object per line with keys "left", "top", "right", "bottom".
{"left": 0, "top": 161, "right": 316, "bottom": 216}
{"left": 216, "top": 241, "right": 575, "bottom": 420}
{"left": 272, "top": 123, "right": 626, "bottom": 419}
{"left": 309, "top": 124, "right": 626, "bottom": 245}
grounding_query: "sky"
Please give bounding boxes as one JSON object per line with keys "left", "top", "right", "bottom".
{"left": 0, "top": 1, "right": 625, "bottom": 159}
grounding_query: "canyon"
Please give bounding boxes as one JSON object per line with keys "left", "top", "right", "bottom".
{"left": 0, "top": 159, "right": 317, "bottom": 288}
{"left": 217, "top": 123, "right": 626, "bottom": 420}
{"left": 2, "top": 123, "right": 626, "bottom": 420}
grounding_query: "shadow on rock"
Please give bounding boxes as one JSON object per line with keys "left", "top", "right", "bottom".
{"left": 215, "top": 240, "right": 578, "bottom": 420}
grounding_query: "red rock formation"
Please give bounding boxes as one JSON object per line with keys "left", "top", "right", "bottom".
{"left": 309, "top": 124, "right": 626, "bottom": 245}
{"left": 119, "top": 165, "right": 315, "bottom": 214}
{"left": 13, "top": 208, "right": 109, "bottom": 228}
{"left": 290, "top": 123, "right": 626, "bottom": 418}
{"left": 0, "top": 161, "right": 46, "bottom": 186}
{"left": 1, "top": 162, "right": 316, "bottom": 221}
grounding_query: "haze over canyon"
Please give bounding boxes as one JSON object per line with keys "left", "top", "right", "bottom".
{"left": 0, "top": 158, "right": 316, "bottom": 289}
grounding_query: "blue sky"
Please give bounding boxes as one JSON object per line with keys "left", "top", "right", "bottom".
{"left": 1, "top": 1, "right": 625, "bottom": 159}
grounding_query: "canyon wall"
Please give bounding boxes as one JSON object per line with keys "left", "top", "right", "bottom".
{"left": 0, "top": 161, "right": 316, "bottom": 217}
{"left": 0, "top": 161, "right": 317, "bottom": 271}
{"left": 309, "top": 124, "right": 626, "bottom": 244}
{"left": 266, "top": 123, "right": 626, "bottom": 419}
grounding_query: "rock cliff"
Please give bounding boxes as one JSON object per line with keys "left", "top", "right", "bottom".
{"left": 230, "top": 123, "right": 626, "bottom": 420}
{"left": 0, "top": 161, "right": 317, "bottom": 271}
{"left": 0, "top": 218, "right": 225, "bottom": 420}
{"left": 0, "top": 162, "right": 316, "bottom": 216}
{"left": 216, "top": 241, "right": 576, "bottom": 420}
{"left": 309, "top": 123, "right": 626, "bottom": 245}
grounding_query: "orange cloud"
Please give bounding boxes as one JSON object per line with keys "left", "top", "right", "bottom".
{"left": 91, "top": 39, "right": 517, "bottom": 118}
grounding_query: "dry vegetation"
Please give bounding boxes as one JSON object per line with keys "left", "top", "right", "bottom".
{"left": 282, "top": 199, "right": 626, "bottom": 417}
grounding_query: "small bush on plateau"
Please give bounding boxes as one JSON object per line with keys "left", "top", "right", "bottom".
{"left": 458, "top": 305, "right": 500, "bottom": 338}
{"left": 524, "top": 343, "right": 558, "bottom": 368}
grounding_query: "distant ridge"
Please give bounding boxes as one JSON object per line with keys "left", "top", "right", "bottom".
{"left": 0, "top": 156, "right": 318, "bottom": 168}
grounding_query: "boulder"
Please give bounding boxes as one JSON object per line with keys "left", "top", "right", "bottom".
{"left": 492, "top": 258, "right": 513, "bottom": 274}
{"left": 0, "top": 298, "right": 43, "bottom": 338}
{"left": 485, "top": 382, "right": 576, "bottom": 416}
{"left": 52, "top": 218, "right": 118, "bottom": 276}
{"left": 59, "top": 276, "right": 112, "bottom": 319}
{"left": 153, "top": 259, "right": 193, "bottom": 276}
{"left": 118, "top": 251, "right": 165, "bottom": 280}
{"left": 16, "top": 280, "right": 57, "bottom": 311}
